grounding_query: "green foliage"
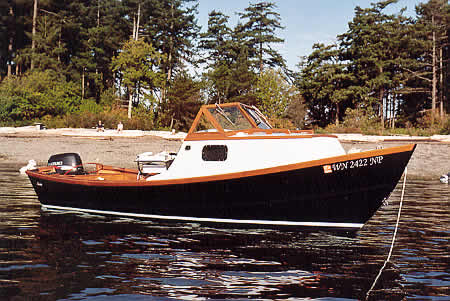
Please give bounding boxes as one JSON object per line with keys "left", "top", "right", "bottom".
{"left": 111, "top": 39, "right": 164, "bottom": 93}
{"left": 199, "top": 3, "right": 287, "bottom": 104}
{"left": 440, "top": 117, "right": 450, "bottom": 134}
{"left": 340, "top": 107, "right": 382, "bottom": 134}
{"left": 161, "top": 72, "right": 202, "bottom": 131}
{"left": 0, "top": 0, "right": 448, "bottom": 135}
{"left": 295, "top": 0, "right": 449, "bottom": 130}
{"left": 0, "top": 95, "right": 16, "bottom": 124}
{"left": 237, "top": 1, "right": 286, "bottom": 73}
{"left": 255, "top": 68, "right": 293, "bottom": 119}
{"left": 296, "top": 43, "right": 355, "bottom": 126}
{"left": 20, "top": 14, "right": 66, "bottom": 72}
{"left": 144, "top": 0, "right": 200, "bottom": 83}
{"left": 285, "top": 94, "right": 307, "bottom": 129}
{"left": 43, "top": 106, "right": 154, "bottom": 130}
{"left": 0, "top": 70, "right": 81, "bottom": 121}
{"left": 99, "top": 87, "right": 120, "bottom": 107}
{"left": 77, "top": 99, "right": 104, "bottom": 114}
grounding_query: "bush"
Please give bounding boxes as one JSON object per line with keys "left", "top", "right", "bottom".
{"left": 0, "top": 71, "right": 82, "bottom": 122}
{"left": 269, "top": 117, "right": 295, "bottom": 129}
{"left": 78, "top": 99, "right": 104, "bottom": 115}
{"left": 341, "top": 107, "right": 382, "bottom": 134}
{"left": 321, "top": 107, "right": 381, "bottom": 134}
{"left": 42, "top": 105, "right": 155, "bottom": 130}
{"left": 439, "top": 116, "right": 450, "bottom": 135}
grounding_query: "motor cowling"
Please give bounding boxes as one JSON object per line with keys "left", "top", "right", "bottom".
{"left": 48, "top": 153, "right": 84, "bottom": 175}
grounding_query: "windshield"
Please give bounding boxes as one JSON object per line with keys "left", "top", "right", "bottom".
{"left": 243, "top": 107, "right": 272, "bottom": 129}
{"left": 208, "top": 105, "right": 253, "bottom": 131}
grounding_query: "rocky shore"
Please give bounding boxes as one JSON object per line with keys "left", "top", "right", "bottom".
{"left": 0, "top": 127, "right": 448, "bottom": 180}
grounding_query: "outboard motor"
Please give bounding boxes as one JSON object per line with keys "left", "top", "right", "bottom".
{"left": 48, "top": 153, "right": 84, "bottom": 175}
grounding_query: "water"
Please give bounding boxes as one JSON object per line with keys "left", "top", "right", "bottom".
{"left": 0, "top": 164, "right": 448, "bottom": 300}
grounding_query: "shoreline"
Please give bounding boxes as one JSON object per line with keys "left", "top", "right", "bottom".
{"left": 1, "top": 125, "right": 450, "bottom": 143}
{"left": 0, "top": 127, "right": 449, "bottom": 180}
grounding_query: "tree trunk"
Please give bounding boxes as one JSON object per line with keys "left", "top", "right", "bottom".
{"left": 431, "top": 14, "right": 437, "bottom": 123}
{"left": 81, "top": 69, "right": 85, "bottom": 100}
{"left": 439, "top": 46, "right": 444, "bottom": 120}
{"left": 7, "top": 5, "right": 13, "bottom": 77}
{"left": 97, "top": 0, "right": 100, "bottom": 27}
{"left": 135, "top": 3, "right": 140, "bottom": 40}
{"left": 7, "top": 37, "right": 13, "bottom": 76}
{"left": 132, "top": 15, "right": 136, "bottom": 39}
{"left": 31, "top": 0, "right": 38, "bottom": 70}
{"left": 163, "top": 1, "right": 175, "bottom": 104}
{"left": 167, "top": 0, "right": 174, "bottom": 83}
{"left": 379, "top": 66, "right": 384, "bottom": 129}
{"left": 335, "top": 102, "right": 339, "bottom": 125}
{"left": 259, "top": 41, "right": 263, "bottom": 74}
{"left": 128, "top": 91, "right": 133, "bottom": 119}
{"left": 391, "top": 93, "right": 396, "bottom": 129}
{"left": 58, "top": 29, "right": 61, "bottom": 62}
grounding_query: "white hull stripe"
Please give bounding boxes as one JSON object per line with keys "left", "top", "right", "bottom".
{"left": 41, "top": 205, "right": 364, "bottom": 229}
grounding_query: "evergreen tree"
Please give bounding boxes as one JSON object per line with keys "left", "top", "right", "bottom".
{"left": 21, "top": 14, "right": 65, "bottom": 72}
{"left": 164, "top": 72, "right": 202, "bottom": 131}
{"left": 199, "top": 10, "right": 233, "bottom": 65}
{"left": 413, "top": 0, "right": 449, "bottom": 121}
{"left": 338, "top": 0, "right": 411, "bottom": 128}
{"left": 237, "top": 1, "right": 285, "bottom": 74}
{"left": 228, "top": 47, "right": 257, "bottom": 104}
{"left": 71, "top": 0, "right": 129, "bottom": 100}
{"left": 0, "top": 0, "right": 32, "bottom": 77}
{"left": 199, "top": 10, "right": 234, "bottom": 103}
{"left": 144, "top": 0, "right": 199, "bottom": 99}
{"left": 296, "top": 44, "right": 353, "bottom": 127}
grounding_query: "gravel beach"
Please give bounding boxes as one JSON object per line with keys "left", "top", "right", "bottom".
{"left": 0, "top": 130, "right": 448, "bottom": 180}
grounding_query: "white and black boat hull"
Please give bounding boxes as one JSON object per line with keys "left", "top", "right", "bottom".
{"left": 27, "top": 145, "right": 415, "bottom": 229}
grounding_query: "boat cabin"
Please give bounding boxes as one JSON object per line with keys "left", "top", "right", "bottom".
{"left": 146, "top": 103, "right": 346, "bottom": 181}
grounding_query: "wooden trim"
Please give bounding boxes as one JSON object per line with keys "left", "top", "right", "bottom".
{"left": 188, "top": 108, "right": 205, "bottom": 134}
{"left": 202, "top": 102, "right": 241, "bottom": 109}
{"left": 202, "top": 107, "right": 225, "bottom": 133}
{"left": 241, "top": 103, "right": 273, "bottom": 128}
{"left": 185, "top": 132, "right": 337, "bottom": 141}
{"left": 238, "top": 104, "right": 259, "bottom": 128}
{"left": 27, "top": 144, "right": 415, "bottom": 188}
{"left": 186, "top": 102, "right": 315, "bottom": 140}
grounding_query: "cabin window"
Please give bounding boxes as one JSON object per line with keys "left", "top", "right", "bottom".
{"left": 202, "top": 145, "right": 228, "bottom": 161}
{"left": 208, "top": 106, "right": 253, "bottom": 131}
{"left": 244, "top": 107, "right": 271, "bottom": 129}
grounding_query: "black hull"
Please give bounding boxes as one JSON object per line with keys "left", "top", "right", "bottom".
{"left": 28, "top": 147, "right": 415, "bottom": 229}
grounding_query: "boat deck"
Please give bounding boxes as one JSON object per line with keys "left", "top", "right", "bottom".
{"left": 36, "top": 165, "right": 147, "bottom": 183}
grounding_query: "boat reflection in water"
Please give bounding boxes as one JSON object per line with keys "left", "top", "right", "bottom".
{"left": 27, "top": 103, "right": 415, "bottom": 229}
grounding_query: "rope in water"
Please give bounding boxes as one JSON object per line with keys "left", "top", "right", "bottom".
{"left": 365, "top": 167, "right": 408, "bottom": 300}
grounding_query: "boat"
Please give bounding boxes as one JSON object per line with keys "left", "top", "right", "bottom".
{"left": 26, "top": 102, "right": 416, "bottom": 229}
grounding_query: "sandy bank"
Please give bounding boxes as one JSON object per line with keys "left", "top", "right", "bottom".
{"left": 0, "top": 127, "right": 448, "bottom": 179}
{"left": 0, "top": 126, "right": 187, "bottom": 140}
{"left": 1, "top": 125, "right": 450, "bottom": 143}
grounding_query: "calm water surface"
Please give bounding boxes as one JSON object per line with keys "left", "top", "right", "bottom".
{"left": 0, "top": 164, "right": 448, "bottom": 300}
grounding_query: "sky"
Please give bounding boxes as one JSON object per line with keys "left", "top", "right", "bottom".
{"left": 196, "top": 0, "right": 426, "bottom": 71}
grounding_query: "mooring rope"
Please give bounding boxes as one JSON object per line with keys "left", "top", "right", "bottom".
{"left": 365, "top": 167, "right": 408, "bottom": 300}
